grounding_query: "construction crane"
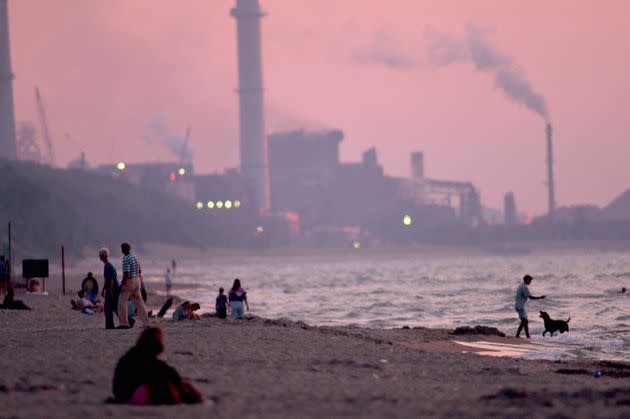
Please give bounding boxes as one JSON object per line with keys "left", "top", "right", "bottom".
{"left": 35, "top": 86, "right": 55, "bottom": 166}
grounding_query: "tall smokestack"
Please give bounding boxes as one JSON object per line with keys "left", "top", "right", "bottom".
{"left": 546, "top": 123, "right": 556, "bottom": 222}
{"left": 0, "top": 0, "right": 17, "bottom": 160}
{"left": 231, "top": 0, "right": 270, "bottom": 212}
{"left": 410, "top": 152, "right": 424, "bottom": 180}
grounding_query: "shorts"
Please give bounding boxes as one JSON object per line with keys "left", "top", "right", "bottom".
{"left": 231, "top": 301, "right": 244, "bottom": 320}
{"left": 515, "top": 307, "right": 527, "bottom": 321}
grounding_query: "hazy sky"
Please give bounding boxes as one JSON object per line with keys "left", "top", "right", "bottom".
{"left": 9, "top": 0, "right": 630, "bottom": 214}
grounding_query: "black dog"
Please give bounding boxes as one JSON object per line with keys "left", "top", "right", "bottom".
{"left": 539, "top": 311, "right": 570, "bottom": 337}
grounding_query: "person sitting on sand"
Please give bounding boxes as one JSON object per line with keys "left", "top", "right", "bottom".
{"left": 228, "top": 279, "right": 249, "bottom": 320}
{"left": 27, "top": 279, "right": 40, "bottom": 293}
{"left": 216, "top": 288, "right": 228, "bottom": 319}
{"left": 0, "top": 286, "right": 31, "bottom": 310}
{"left": 112, "top": 327, "right": 203, "bottom": 405}
{"left": 82, "top": 272, "right": 100, "bottom": 303}
{"left": 515, "top": 274, "right": 545, "bottom": 338}
{"left": 172, "top": 302, "right": 200, "bottom": 320}
{"left": 72, "top": 290, "right": 103, "bottom": 314}
{"left": 172, "top": 301, "right": 190, "bottom": 321}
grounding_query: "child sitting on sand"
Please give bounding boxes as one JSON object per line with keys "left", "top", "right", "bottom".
{"left": 112, "top": 327, "right": 202, "bottom": 405}
{"left": 216, "top": 288, "right": 228, "bottom": 319}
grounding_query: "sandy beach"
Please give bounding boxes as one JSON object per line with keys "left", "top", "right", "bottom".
{"left": 0, "top": 286, "right": 629, "bottom": 419}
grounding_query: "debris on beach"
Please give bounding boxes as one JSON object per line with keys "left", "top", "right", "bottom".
{"left": 451, "top": 326, "right": 506, "bottom": 337}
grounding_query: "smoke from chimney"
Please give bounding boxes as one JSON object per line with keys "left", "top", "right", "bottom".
{"left": 143, "top": 117, "right": 193, "bottom": 161}
{"left": 354, "top": 23, "right": 549, "bottom": 121}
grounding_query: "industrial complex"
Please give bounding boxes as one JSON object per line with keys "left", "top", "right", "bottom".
{"left": 1, "top": 0, "right": 628, "bottom": 249}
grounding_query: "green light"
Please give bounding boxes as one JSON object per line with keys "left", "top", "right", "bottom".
{"left": 225, "top": 200, "right": 233, "bottom": 209}
{"left": 403, "top": 214, "right": 412, "bottom": 226}
{"left": 207, "top": 201, "right": 215, "bottom": 209}
{"left": 216, "top": 201, "right": 224, "bottom": 209}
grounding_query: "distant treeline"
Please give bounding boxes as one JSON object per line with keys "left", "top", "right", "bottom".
{"left": 0, "top": 159, "right": 256, "bottom": 260}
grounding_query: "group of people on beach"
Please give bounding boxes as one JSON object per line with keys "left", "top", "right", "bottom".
{"left": 67, "top": 242, "right": 251, "bottom": 330}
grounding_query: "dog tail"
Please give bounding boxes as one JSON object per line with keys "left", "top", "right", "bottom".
{"left": 567, "top": 317, "right": 571, "bottom": 323}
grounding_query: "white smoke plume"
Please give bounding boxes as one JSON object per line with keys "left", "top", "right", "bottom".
{"left": 142, "top": 117, "right": 193, "bottom": 161}
{"left": 355, "top": 24, "right": 550, "bottom": 120}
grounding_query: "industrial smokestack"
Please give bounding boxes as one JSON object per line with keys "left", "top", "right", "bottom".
{"left": 410, "top": 152, "right": 424, "bottom": 180}
{"left": 546, "top": 123, "right": 556, "bottom": 222}
{"left": 231, "top": 0, "right": 270, "bottom": 212}
{"left": 0, "top": 0, "right": 17, "bottom": 160}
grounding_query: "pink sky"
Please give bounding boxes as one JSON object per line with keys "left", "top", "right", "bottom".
{"left": 8, "top": 0, "right": 630, "bottom": 214}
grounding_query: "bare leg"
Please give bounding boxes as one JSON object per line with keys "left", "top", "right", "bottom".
{"left": 516, "top": 320, "right": 525, "bottom": 337}
{"left": 524, "top": 319, "right": 531, "bottom": 338}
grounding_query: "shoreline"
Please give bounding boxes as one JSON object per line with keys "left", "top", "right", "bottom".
{"left": 1, "top": 292, "right": 630, "bottom": 417}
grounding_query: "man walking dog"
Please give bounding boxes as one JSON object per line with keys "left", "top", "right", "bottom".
{"left": 515, "top": 274, "right": 545, "bottom": 338}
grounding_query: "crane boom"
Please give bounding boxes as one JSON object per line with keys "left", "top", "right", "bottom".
{"left": 35, "top": 86, "right": 55, "bottom": 166}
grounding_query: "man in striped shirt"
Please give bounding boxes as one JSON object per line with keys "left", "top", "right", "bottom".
{"left": 117, "top": 242, "right": 149, "bottom": 329}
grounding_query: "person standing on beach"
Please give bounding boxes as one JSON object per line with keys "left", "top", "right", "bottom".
{"left": 99, "top": 248, "right": 120, "bottom": 329}
{"left": 117, "top": 242, "right": 149, "bottom": 329}
{"left": 515, "top": 274, "right": 545, "bottom": 338}
{"left": 0, "top": 256, "right": 7, "bottom": 296}
{"left": 164, "top": 268, "right": 173, "bottom": 296}
{"left": 228, "top": 279, "right": 249, "bottom": 320}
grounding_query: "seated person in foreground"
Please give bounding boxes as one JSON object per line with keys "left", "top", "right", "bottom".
{"left": 1, "top": 286, "right": 32, "bottom": 310}
{"left": 112, "top": 327, "right": 203, "bottom": 405}
{"left": 172, "top": 301, "right": 201, "bottom": 321}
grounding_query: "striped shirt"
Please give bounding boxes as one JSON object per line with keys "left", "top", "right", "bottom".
{"left": 122, "top": 253, "right": 141, "bottom": 278}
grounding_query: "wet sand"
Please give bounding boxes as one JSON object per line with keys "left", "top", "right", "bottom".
{"left": 1, "top": 289, "right": 629, "bottom": 419}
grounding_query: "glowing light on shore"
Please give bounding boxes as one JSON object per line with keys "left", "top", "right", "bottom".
{"left": 403, "top": 214, "right": 412, "bottom": 226}
{"left": 353, "top": 241, "right": 361, "bottom": 249}
{"left": 225, "top": 200, "right": 233, "bottom": 209}
{"left": 196, "top": 202, "right": 203, "bottom": 210}
{"left": 256, "top": 226, "right": 264, "bottom": 234}
{"left": 207, "top": 201, "right": 215, "bottom": 209}
{"left": 216, "top": 201, "right": 224, "bottom": 209}
{"left": 234, "top": 200, "right": 241, "bottom": 208}
{"left": 178, "top": 168, "right": 186, "bottom": 176}
{"left": 116, "top": 162, "right": 126, "bottom": 170}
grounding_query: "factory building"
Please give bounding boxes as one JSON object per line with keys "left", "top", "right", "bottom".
{"left": 96, "top": 161, "right": 195, "bottom": 203}
{"left": 267, "top": 129, "right": 478, "bottom": 245}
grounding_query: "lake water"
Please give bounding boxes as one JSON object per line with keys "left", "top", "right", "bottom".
{"left": 140, "top": 250, "right": 630, "bottom": 361}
